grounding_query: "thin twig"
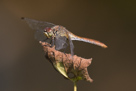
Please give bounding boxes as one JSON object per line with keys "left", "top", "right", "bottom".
{"left": 74, "top": 81, "right": 77, "bottom": 91}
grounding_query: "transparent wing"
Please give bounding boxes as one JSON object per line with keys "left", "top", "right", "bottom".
{"left": 54, "top": 26, "right": 74, "bottom": 56}
{"left": 53, "top": 26, "right": 69, "bottom": 51}
{"left": 22, "top": 17, "right": 55, "bottom": 41}
{"left": 34, "top": 30, "right": 47, "bottom": 41}
{"left": 22, "top": 17, "right": 55, "bottom": 31}
{"left": 54, "top": 36, "right": 68, "bottom": 50}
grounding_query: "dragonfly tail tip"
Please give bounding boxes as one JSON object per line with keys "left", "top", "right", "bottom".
{"left": 103, "top": 45, "right": 108, "bottom": 48}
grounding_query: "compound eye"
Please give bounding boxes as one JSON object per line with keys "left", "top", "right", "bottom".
{"left": 45, "top": 27, "right": 51, "bottom": 32}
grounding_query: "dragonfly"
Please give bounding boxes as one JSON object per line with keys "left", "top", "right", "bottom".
{"left": 22, "top": 17, "right": 107, "bottom": 56}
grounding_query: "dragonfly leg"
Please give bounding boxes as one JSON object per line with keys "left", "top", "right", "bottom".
{"left": 66, "top": 32, "right": 74, "bottom": 57}
{"left": 51, "top": 37, "right": 55, "bottom": 47}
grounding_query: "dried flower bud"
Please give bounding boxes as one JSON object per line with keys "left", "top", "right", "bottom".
{"left": 39, "top": 41, "right": 93, "bottom": 83}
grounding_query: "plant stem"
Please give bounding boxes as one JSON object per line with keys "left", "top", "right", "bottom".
{"left": 74, "top": 81, "right": 77, "bottom": 91}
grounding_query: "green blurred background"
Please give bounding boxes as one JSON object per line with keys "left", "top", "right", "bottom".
{"left": 0, "top": 0, "right": 136, "bottom": 91}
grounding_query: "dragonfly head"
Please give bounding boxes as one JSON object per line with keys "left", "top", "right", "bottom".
{"left": 44, "top": 27, "right": 54, "bottom": 38}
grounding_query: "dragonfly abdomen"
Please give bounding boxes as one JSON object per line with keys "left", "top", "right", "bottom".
{"left": 70, "top": 33, "right": 107, "bottom": 48}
